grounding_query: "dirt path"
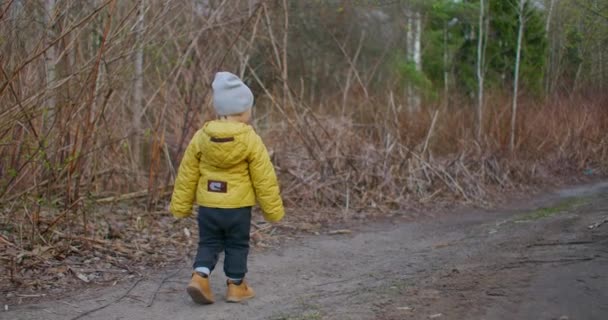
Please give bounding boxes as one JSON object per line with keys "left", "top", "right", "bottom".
{"left": 4, "top": 182, "right": 608, "bottom": 320}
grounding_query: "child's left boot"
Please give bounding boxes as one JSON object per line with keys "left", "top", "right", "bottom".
{"left": 225, "top": 279, "right": 255, "bottom": 303}
{"left": 186, "top": 272, "right": 215, "bottom": 304}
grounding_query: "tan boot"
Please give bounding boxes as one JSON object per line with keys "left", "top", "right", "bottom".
{"left": 225, "top": 279, "right": 255, "bottom": 303}
{"left": 186, "top": 273, "right": 215, "bottom": 304}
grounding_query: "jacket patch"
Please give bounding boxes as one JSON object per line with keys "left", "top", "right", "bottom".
{"left": 208, "top": 180, "right": 228, "bottom": 193}
{"left": 210, "top": 137, "right": 235, "bottom": 143}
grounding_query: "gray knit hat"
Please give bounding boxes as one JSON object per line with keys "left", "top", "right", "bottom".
{"left": 212, "top": 72, "right": 254, "bottom": 116}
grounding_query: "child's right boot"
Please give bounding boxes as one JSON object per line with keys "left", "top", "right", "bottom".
{"left": 186, "top": 272, "right": 215, "bottom": 304}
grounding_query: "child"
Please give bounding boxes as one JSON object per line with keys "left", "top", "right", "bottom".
{"left": 169, "top": 71, "right": 284, "bottom": 304}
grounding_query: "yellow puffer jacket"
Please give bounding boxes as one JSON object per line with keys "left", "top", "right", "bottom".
{"left": 169, "top": 120, "right": 284, "bottom": 222}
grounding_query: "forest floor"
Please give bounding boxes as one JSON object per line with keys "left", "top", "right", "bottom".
{"left": 3, "top": 181, "right": 608, "bottom": 320}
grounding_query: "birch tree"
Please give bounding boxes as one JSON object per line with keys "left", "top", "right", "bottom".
{"left": 133, "top": 0, "right": 146, "bottom": 166}
{"left": 43, "top": 0, "right": 57, "bottom": 131}
{"left": 545, "top": 0, "right": 555, "bottom": 94}
{"left": 545, "top": 0, "right": 555, "bottom": 32}
{"left": 511, "top": 0, "right": 527, "bottom": 152}
{"left": 443, "top": 21, "right": 449, "bottom": 108}
{"left": 476, "top": 0, "right": 486, "bottom": 140}
{"left": 405, "top": 9, "right": 423, "bottom": 112}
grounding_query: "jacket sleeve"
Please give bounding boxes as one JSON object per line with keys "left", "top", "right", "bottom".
{"left": 169, "top": 131, "right": 202, "bottom": 218}
{"left": 248, "top": 133, "right": 285, "bottom": 222}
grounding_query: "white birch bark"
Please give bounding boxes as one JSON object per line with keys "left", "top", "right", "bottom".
{"left": 405, "top": 10, "right": 422, "bottom": 113}
{"left": 600, "top": 45, "right": 604, "bottom": 91}
{"left": 544, "top": 0, "right": 556, "bottom": 94}
{"left": 511, "top": 0, "right": 527, "bottom": 152}
{"left": 133, "top": 0, "right": 145, "bottom": 163}
{"left": 406, "top": 12, "right": 414, "bottom": 112}
{"left": 476, "top": 0, "right": 485, "bottom": 140}
{"left": 545, "top": 0, "right": 555, "bottom": 33}
{"left": 411, "top": 11, "right": 422, "bottom": 112}
{"left": 44, "top": 0, "right": 57, "bottom": 130}
{"left": 443, "top": 22, "right": 449, "bottom": 109}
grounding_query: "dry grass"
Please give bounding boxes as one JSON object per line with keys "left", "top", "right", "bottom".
{"left": 269, "top": 93, "right": 608, "bottom": 224}
{"left": 1, "top": 89, "right": 607, "bottom": 297}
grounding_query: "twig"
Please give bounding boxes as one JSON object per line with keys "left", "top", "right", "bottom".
{"left": 573, "top": 0, "right": 608, "bottom": 21}
{"left": 527, "top": 240, "right": 594, "bottom": 248}
{"left": 422, "top": 109, "right": 440, "bottom": 157}
{"left": 147, "top": 265, "right": 186, "bottom": 307}
{"left": 588, "top": 217, "right": 608, "bottom": 229}
{"left": 39, "top": 197, "right": 84, "bottom": 235}
{"left": 69, "top": 278, "right": 143, "bottom": 320}
{"left": 328, "top": 229, "right": 352, "bottom": 235}
{"left": 95, "top": 185, "right": 173, "bottom": 204}
{"left": 0, "top": 0, "right": 115, "bottom": 97}
{"left": 0, "top": 168, "right": 120, "bottom": 204}
{"left": 503, "top": 257, "right": 595, "bottom": 269}
{"left": 0, "top": 235, "right": 16, "bottom": 247}
{"left": 251, "top": 224, "right": 273, "bottom": 236}
{"left": 406, "top": 147, "right": 472, "bottom": 202}
{"left": 321, "top": 22, "right": 369, "bottom": 100}
{"left": 53, "top": 231, "right": 108, "bottom": 246}
{"left": 171, "top": 0, "right": 264, "bottom": 167}
{"left": 0, "top": 0, "right": 15, "bottom": 21}
{"left": 16, "top": 293, "right": 46, "bottom": 298}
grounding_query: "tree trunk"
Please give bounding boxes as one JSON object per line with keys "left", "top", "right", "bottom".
{"left": 282, "top": 0, "right": 292, "bottom": 109}
{"left": 544, "top": 0, "right": 556, "bottom": 96}
{"left": 545, "top": 0, "right": 555, "bottom": 33}
{"left": 249, "top": 0, "right": 258, "bottom": 17}
{"left": 511, "top": 0, "right": 527, "bottom": 152}
{"left": 599, "top": 44, "right": 604, "bottom": 92}
{"left": 406, "top": 12, "right": 414, "bottom": 112}
{"left": 476, "top": 0, "right": 485, "bottom": 141}
{"left": 43, "top": 0, "right": 56, "bottom": 132}
{"left": 412, "top": 11, "right": 422, "bottom": 112}
{"left": 406, "top": 10, "right": 422, "bottom": 113}
{"left": 443, "top": 22, "right": 449, "bottom": 109}
{"left": 133, "top": 0, "right": 145, "bottom": 167}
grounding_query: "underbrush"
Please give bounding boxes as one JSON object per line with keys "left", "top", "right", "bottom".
{"left": 273, "top": 94, "right": 607, "bottom": 219}
{"left": 1, "top": 93, "right": 607, "bottom": 296}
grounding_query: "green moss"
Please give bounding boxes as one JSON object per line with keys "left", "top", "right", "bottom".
{"left": 270, "top": 299, "right": 324, "bottom": 320}
{"left": 516, "top": 197, "right": 590, "bottom": 222}
{"left": 270, "top": 311, "right": 323, "bottom": 320}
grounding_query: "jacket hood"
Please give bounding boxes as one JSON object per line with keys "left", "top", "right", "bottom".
{"left": 200, "top": 120, "right": 252, "bottom": 168}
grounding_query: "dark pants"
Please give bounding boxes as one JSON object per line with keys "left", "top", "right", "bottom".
{"left": 193, "top": 206, "right": 252, "bottom": 279}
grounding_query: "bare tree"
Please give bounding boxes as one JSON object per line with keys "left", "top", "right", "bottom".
{"left": 600, "top": 44, "right": 604, "bottom": 90}
{"left": 133, "top": 0, "right": 146, "bottom": 166}
{"left": 443, "top": 21, "right": 449, "bottom": 109}
{"left": 43, "top": 0, "right": 56, "bottom": 131}
{"left": 476, "top": 0, "right": 486, "bottom": 141}
{"left": 412, "top": 11, "right": 422, "bottom": 111}
{"left": 511, "top": 0, "right": 527, "bottom": 152}
{"left": 405, "top": 8, "right": 422, "bottom": 112}
{"left": 545, "top": 0, "right": 555, "bottom": 32}
{"left": 544, "top": 0, "right": 556, "bottom": 95}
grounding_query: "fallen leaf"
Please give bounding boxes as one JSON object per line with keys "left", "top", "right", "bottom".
{"left": 75, "top": 272, "right": 89, "bottom": 283}
{"left": 433, "top": 242, "right": 450, "bottom": 249}
{"left": 486, "top": 289, "right": 506, "bottom": 296}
